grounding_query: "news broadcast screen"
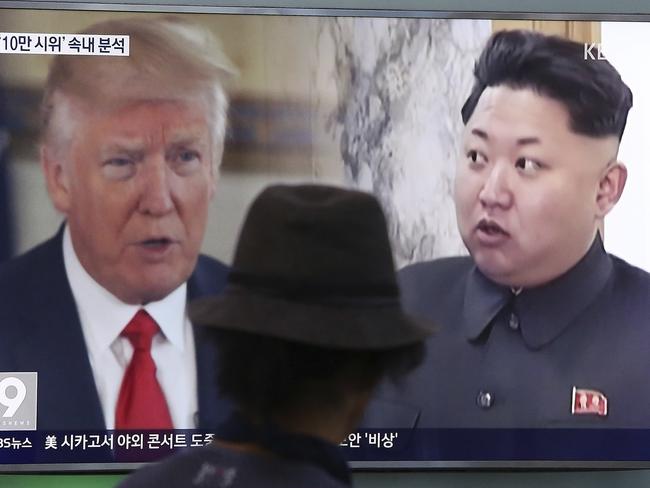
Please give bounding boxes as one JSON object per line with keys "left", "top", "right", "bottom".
{"left": 0, "top": 4, "right": 649, "bottom": 471}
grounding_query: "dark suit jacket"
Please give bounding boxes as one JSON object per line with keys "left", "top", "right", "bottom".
{"left": 0, "top": 229, "right": 232, "bottom": 431}
{"left": 391, "top": 236, "right": 650, "bottom": 427}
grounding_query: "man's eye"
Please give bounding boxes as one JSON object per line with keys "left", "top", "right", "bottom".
{"left": 466, "top": 149, "right": 487, "bottom": 166}
{"left": 170, "top": 149, "right": 202, "bottom": 175}
{"left": 515, "top": 157, "right": 543, "bottom": 174}
{"left": 178, "top": 150, "right": 200, "bottom": 163}
{"left": 102, "top": 158, "right": 136, "bottom": 180}
{"left": 106, "top": 158, "right": 132, "bottom": 167}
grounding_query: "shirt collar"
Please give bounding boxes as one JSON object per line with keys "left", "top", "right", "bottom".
{"left": 463, "top": 234, "right": 613, "bottom": 349}
{"left": 462, "top": 266, "right": 511, "bottom": 341}
{"left": 63, "top": 225, "right": 188, "bottom": 351}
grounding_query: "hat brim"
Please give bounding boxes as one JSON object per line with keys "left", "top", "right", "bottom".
{"left": 189, "top": 288, "right": 435, "bottom": 350}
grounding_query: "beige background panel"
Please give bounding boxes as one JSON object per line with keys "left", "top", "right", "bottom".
{"left": 492, "top": 20, "right": 601, "bottom": 42}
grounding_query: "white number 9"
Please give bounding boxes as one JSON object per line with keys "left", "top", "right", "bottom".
{"left": 0, "top": 377, "right": 26, "bottom": 418}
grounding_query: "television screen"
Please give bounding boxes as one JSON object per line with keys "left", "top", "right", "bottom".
{"left": 0, "top": 3, "right": 649, "bottom": 471}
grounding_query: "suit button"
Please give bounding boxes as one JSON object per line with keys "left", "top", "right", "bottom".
{"left": 477, "top": 390, "right": 493, "bottom": 409}
{"left": 508, "top": 313, "right": 520, "bottom": 330}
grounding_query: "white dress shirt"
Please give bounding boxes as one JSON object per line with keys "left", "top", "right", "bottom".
{"left": 62, "top": 226, "right": 198, "bottom": 429}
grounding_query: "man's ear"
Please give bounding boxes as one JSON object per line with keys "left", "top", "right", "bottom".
{"left": 208, "top": 166, "right": 218, "bottom": 201}
{"left": 208, "top": 145, "right": 224, "bottom": 201}
{"left": 596, "top": 161, "right": 627, "bottom": 218}
{"left": 41, "top": 145, "right": 72, "bottom": 214}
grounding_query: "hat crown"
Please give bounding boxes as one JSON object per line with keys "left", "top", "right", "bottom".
{"left": 230, "top": 185, "right": 397, "bottom": 296}
{"left": 190, "top": 183, "right": 433, "bottom": 349}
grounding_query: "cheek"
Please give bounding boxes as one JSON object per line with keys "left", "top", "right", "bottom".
{"left": 177, "top": 180, "right": 213, "bottom": 233}
{"left": 69, "top": 159, "right": 118, "bottom": 218}
{"left": 514, "top": 184, "right": 578, "bottom": 239}
{"left": 74, "top": 186, "right": 139, "bottom": 247}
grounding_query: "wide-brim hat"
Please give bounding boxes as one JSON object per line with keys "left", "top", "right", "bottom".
{"left": 190, "top": 184, "right": 434, "bottom": 349}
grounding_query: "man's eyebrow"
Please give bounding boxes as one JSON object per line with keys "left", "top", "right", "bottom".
{"left": 168, "top": 135, "right": 204, "bottom": 145}
{"left": 100, "top": 138, "right": 146, "bottom": 152}
{"left": 470, "top": 128, "right": 488, "bottom": 140}
{"left": 99, "top": 142, "right": 144, "bottom": 157}
{"left": 516, "top": 136, "right": 541, "bottom": 146}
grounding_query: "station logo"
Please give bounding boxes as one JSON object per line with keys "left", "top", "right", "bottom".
{"left": 584, "top": 43, "right": 607, "bottom": 60}
{"left": 0, "top": 373, "right": 37, "bottom": 431}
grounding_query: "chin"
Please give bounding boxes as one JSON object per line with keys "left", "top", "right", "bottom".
{"left": 134, "top": 275, "right": 186, "bottom": 303}
{"left": 134, "top": 286, "right": 178, "bottom": 305}
{"left": 473, "top": 256, "right": 516, "bottom": 285}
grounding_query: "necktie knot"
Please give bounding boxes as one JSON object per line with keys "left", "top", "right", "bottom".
{"left": 122, "top": 309, "right": 159, "bottom": 351}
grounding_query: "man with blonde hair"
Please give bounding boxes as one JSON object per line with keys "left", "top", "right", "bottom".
{"left": 0, "top": 15, "right": 236, "bottom": 431}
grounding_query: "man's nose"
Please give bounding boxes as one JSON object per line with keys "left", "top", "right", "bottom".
{"left": 478, "top": 163, "right": 513, "bottom": 209}
{"left": 138, "top": 158, "right": 174, "bottom": 216}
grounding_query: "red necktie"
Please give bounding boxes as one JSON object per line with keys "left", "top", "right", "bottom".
{"left": 115, "top": 310, "right": 173, "bottom": 430}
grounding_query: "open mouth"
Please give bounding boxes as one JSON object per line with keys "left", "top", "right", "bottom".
{"left": 476, "top": 219, "right": 509, "bottom": 237}
{"left": 140, "top": 238, "right": 174, "bottom": 248}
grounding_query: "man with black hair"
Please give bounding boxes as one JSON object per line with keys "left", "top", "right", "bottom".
{"left": 396, "top": 30, "right": 650, "bottom": 427}
{"left": 119, "top": 184, "right": 431, "bottom": 487}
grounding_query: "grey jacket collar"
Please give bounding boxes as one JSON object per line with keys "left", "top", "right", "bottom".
{"left": 463, "top": 235, "right": 613, "bottom": 349}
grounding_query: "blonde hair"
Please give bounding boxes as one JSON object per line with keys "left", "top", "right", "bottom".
{"left": 41, "top": 16, "right": 237, "bottom": 167}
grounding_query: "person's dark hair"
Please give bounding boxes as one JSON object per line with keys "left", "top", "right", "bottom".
{"left": 209, "top": 329, "right": 425, "bottom": 419}
{"left": 461, "top": 30, "right": 633, "bottom": 140}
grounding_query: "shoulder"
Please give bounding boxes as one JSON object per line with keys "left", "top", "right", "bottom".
{"left": 400, "top": 255, "right": 472, "bottom": 278}
{"left": 398, "top": 255, "right": 472, "bottom": 293}
{"left": 189, "top": 254, "right": 231, "bottom": 298}
{"left": 117, "top": 446, "right": 347, "bottom": 488}
{"left": 608, "top": 254, "right": 650, "bottom": 298}
{"left": 0, "top": 233, "right": 62, "bottom": 299}
{"left": 117, "top": 448, "right": 221, "bottom": 488}
{"left": 195, "top": 253, "right": 230, "bottom": 276}
{"left": 397, "top": 255, "right": 472, "bottom": 319}
{"left": 610, "top": 254, "right": 650, "bottom": 284}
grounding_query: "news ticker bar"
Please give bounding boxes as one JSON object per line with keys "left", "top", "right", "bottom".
{"left": 0, "top": 429, "right": 649, "bottom": 463}
{"left": 0, "top": 33, "right": 129, "bottom": 55}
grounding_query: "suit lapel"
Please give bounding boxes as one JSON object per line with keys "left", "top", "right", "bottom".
{"left": 192, "top": 325, "right": 232, "bottom": 429}
{"left": 187, "top": 255, "right": 232, "bottom": 429}
{"left": 12, "top": 230, "right": 105, "bottom": 430}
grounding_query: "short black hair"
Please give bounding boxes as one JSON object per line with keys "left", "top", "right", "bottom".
{"left": 461, "top": 30, "right": 633, "bottom": 140}
{"left": 210, "top": 329, "right": 425, "bottom": 419}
